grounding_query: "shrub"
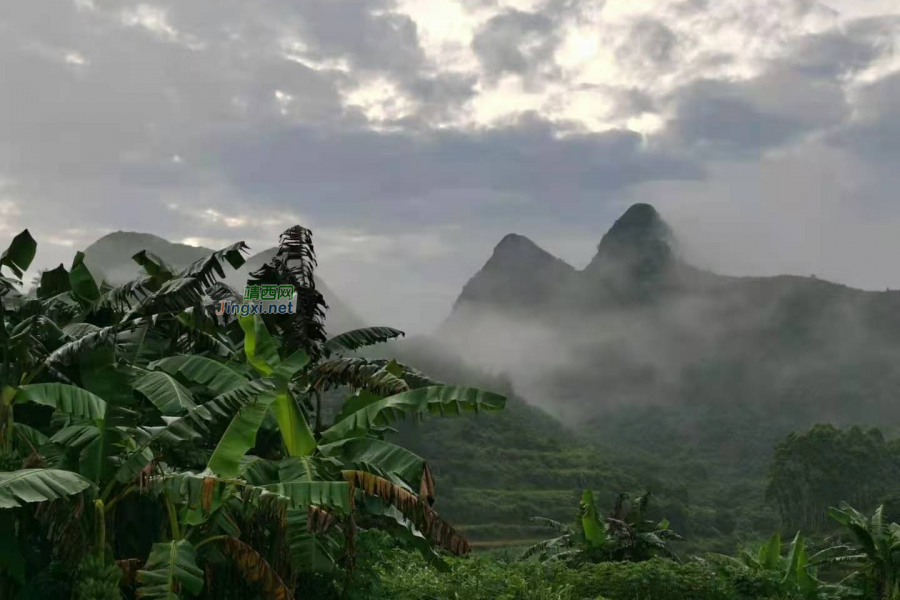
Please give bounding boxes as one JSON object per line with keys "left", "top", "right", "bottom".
{"left": 346, "top": 541, "right": 739, "bottom": 600}
{"left": 361, "top": 547, "right": 573, "bottom": 600}
{"left": 720, "top": 567, "right": 784, "bottom": 600}
{"left": 560, "top": 558, "right": 732, "bottom": 600}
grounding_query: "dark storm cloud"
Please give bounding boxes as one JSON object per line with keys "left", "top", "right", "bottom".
{"left": 276, "top": 0, "right": 478, "bottom": 116}
{"left": 291, "top": 0, "right": 424, "bottom": 72}
{"left": 0, "top": 0, "right": 699, "bottom": 255}
{"left": 811, "top": 17, "right": 900, "bottom": 160}
{"left": 540, "top": 0, "right": 605, "bottom": 21}
{"left": 288, "top": 0, "right": 478, "bottom": 113}
{"left": 672, "top": 0, "right": 711, "bottom": 16}
{"left": 787, "top": 28, "right": 887, "bottom": 77}
{"left": 468, "top": 0, "right": 605, "bottom": 88}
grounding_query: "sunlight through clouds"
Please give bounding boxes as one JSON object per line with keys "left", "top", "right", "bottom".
{"left": 121, "top": 5, "right": 180, "bottom": 41}
{"left": 120, "top": 4, "right": 204, "bottom": 49}
{"left": 343, "top": 77, "right": 416, "bottom": 125}
{"left": 387, "top": 0, "right": 860, "bottom": 133}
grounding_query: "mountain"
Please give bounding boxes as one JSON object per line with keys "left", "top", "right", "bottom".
{"left": 81, "top": 231, "right": 365, "bottom": 335}
{"left": 452, "top": 233, "right": 578, "bottom": 313}
{"left": 426, "top": 202, "right": 900, "bottom": 549}
{"left": 372, "top": 336, "right": 652, "bottom": 547}
{"left": 442, "top": 203, "right": 900, "bottom": 424}
{"left": 81, "top": 231, "right": 209, "bottom": 285}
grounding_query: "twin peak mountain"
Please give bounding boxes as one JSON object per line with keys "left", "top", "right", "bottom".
{"left": 447, "top": 203, "right": 900, "bottom": 422}
{"left": 454, "top": 203, "right": 702, "bottom": 313}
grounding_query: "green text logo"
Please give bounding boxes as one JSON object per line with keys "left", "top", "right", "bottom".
{"left": 243, "top": 284, "right": 294, "bottom": 301}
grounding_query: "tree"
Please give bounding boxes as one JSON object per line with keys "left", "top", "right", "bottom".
{"left": 0, "top": 225, "right": 507, "bottom": 598}
{"left": 767, "top": 425, "right": 899, "bottom": 532}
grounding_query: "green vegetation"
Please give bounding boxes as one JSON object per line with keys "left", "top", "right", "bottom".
{"left": 522, "top": 490, "right": 682, "bottom": 564}
{"left": 769, "top": 425, "right": 900, "bottom": 532}
{"left": 4, "top": 222, "right": 900, "bottom": 599}
{"left": 0, "top": 226, "right": 505, "bottom": 598}
{"left": 358, "top": 544, "right": 730, "bottom": 600}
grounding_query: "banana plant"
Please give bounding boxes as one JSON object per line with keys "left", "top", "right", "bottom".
{"left": 706, "top": 531, "right": 859, "bottom": 599}
{"left": 0, "top": 229, "right": 248, "bottom": 464}
{"left": 522, "top": 489, "right": 682, "bottom": 564}
{"left": 0, "top": 223, "right": 508, "bottom": 599}
{"left": 829, "top": 502, "right": 900, "bottom": 599}
{"left": 177, "top": 314, "right": 501, "bottom": 558}
{"left": 113, "top": 279, "right": 502, "bottom": 592}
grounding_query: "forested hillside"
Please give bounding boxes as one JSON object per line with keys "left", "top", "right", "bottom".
{"left": 423, "top": 203, "right": 900, "bottom": 552}
{"left": 374, "top": 338, "right": 786, "bottom": 554}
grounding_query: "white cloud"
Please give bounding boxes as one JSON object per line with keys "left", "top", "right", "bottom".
{"left": 120, "top": 4, "right": 203, "bottom": 49}
{"left": 181, "top": 236, "right": 232, "bottom": 248}
{"left": 343, "top": 77, "right": 416, "bottom": 125}
{"left": 63, "top": 51, "right": 87, "bottom": 66}
{"left": 121, "top": 5, "right": 179, "bottom": 39}
{"left": 0, "top": 199, "right": 21, "bottom": 217}
{"left": 46, "top": 237, "right": 77, "bottom": 247}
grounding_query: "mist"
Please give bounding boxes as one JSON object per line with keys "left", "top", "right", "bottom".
{"left": 430, "top": 208, "right": 900, "bottom": 429}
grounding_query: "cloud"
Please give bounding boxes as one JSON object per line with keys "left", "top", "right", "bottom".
{"left": 201, "top": 114, "right": 701, "bottom": 215}
{"left": 661, "top": 66, "right": 849, "bottom": 156}
{"left": 832, "top": 70, "right": 900, "bottom": 159}
{"left": 635, "top": 141, "right": 900, "bottom": 292}
{"left": 472, "top": 9, "right": 562, "bottom": 85}
{"left": 1, "top": 0, "right": 900, "bottom": 333}
{"left": 656, "top": 12, "right": 899, "bottom": 157}
{"left": 616, "top": 18, "right": 680, "bottom": 71}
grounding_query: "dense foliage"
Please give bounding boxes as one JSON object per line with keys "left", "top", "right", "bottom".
{"left": 522, "top": 490, "right": 681, "bottom": 564}
{"left": 768, "top": 425, "right": 900, "bottom": 532}
{"left": 0, "top": 226, "right": 505, "bottom": 599}
{"left": 4, "top": 224, "right": 900, "bottom": 600}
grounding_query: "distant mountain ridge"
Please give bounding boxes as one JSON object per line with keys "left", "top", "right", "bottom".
{"left": 81, "top": 231, "right": 366, "bottom": 335}
{"left": 81, "top": 231, "right": 210, "bottom": 285}
{"left": 450, "top": 203, "right": 718, "bottom": 317}
{"left": 442, "top": 203, "right": 900, "bottom": 425}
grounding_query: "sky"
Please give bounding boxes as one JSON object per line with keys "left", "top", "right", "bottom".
{"left": 1, "top": 0, "right": 900, "bottom": 333}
